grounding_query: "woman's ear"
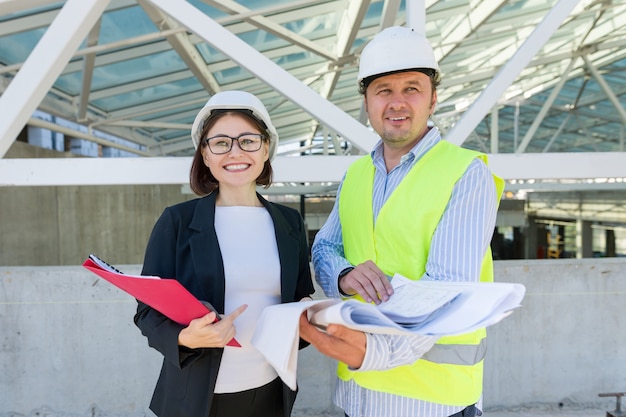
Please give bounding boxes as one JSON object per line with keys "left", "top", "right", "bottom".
{"left": 201, "top": 146, "right": 211, "bottom": 167}
{"left": 263, "top": 142, "right": 270, "bottom": 162}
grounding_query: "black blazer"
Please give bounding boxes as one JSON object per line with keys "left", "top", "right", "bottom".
{"left": 134, "top": 192, "right": 314, "bottom": 417}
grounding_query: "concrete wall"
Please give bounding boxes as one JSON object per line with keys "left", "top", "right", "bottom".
{"left": 0, "top": 184, "right": 199, "bottom": 266}
{"left": 0, "top": 142, "right": 196, "bottom": 266}
{"left": 484, "top": 259, "right": 626, "bottom": 409}
{"left": 1, "top": 259, "right": 625, "bottom": 416}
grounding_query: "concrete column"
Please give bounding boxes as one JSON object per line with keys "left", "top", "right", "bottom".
{"left": 513, "top": 227, "right": 524, "bottom": 259}
{"left": 606, "top": 229, "right": 616, "bottom": 257}
{"left": 526, "top": 215, "right": 540, "bottom": 259}
{"left": 576, "top": 219, "right": 593, "bottom": 259}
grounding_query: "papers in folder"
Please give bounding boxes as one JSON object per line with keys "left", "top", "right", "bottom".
{"left": 82, "top": 254, "right": 240, "bottom": 347}
{"left": 309, "top": 274, "right": 526, "bottom": 336}
{"left": 251, "top": 274, "right": 525, "bottom": 389}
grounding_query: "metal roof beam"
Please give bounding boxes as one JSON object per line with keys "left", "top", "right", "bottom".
{"left": 0, "top": 0, "right": 136, "bottom": 36}
{"left": 3, "top": 153, "right": 626, "bottom": 187}
{"left": 146, "top": 0, "right": 379, "bottom": 153}
{"left": 0, "top": 8, "right": 58, "bottom": 37}
{"left": 314, "top": 0, "right": 369, "bottom": 142}
{"left": 437, "top": 0, "right": 507, "bottom": 57}
{"left": 490, "top": 106, "right": 499, "bottom": 154}
{"left": 105, "top": 91, "right": 208, "bottom": 121}
{"left": 446, "top": 0, "right": 583, "bottom": 147}
{"left": 582, "top": 54, "right": 626, "bottom": 124}
{"left": 138, "top": 0, "right": 221, "bottom": 95}
{"left": 77, "top": 18, "right": 101, "bottom": 122}
{"left": 31, "top": 92, "right": 159, "bottom": 147}
{"left": 26, "top": 117, "right": 151, "bottom": 157}
{"left": 89, "top": 70, "right": 192, "bottom": 101}
{"left": 0, "top": 0, "right": 59, "bottom": 15}
{"left": 205, "top": 0, "right": 338, "bottom": 61}
{"left": 542, "top": 114, "right": 572, "bottom": 153}
{"left": 515, "top": 57, "right": 577, "bottom": 153}
{"left": 0, "top": 0, "right": 111, "bottom": 159}
{"left": 148, "top": 139, "right": 191, "bottom": 156}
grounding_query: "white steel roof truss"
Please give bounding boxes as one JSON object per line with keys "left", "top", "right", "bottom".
{"left": 3, "top": 153, "right": 626, "bottom": 187}
{"left": 582, "top": 54, "right": 626, "bottom": 124}
{"left": 27, "top": 117, "right": 150, "bottom": 156}
{"left": 515, "top": 57, "right": 577, "bottom": 154}
{"left": 0, "top": 9, "right": 59, "bottom": 37}
{"left": 446, "top": 0, "right": 583, "bottom": 147}
{"left": 206, "top": 0, "right": 338, "bottom": 61}
{"left": 0, "top": 0, "right": 111, "bottom": 158}
{"left": 89, "top": 70, "right": 191, "bottom": 101}
{"left": 146, "top": 0, "right": 379, "bottom": 153}
{"left": 313, "top": 0, "right": 369, "bottom": 144}
{"left": 138, "top": 0, "right": 221, "bottom": 94}
{"left": 77, "top": 18, "right": 101, "bottom": 122}
{"left": 542, "top": 114, "right": 572, "bottom": 154}
{"left": 0, "top": 0, "right": 60, "bottom": 15}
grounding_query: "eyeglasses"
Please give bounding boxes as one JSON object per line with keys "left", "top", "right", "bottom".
{"left": 203, "top": 133, "right": 265, "bottom": 155}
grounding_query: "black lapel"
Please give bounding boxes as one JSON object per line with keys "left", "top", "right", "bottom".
{"left": 188, "top": 192, "right": 226, "bottom": 312}
{"left": 259, "top": 193, "right": 299, "bottom": 303}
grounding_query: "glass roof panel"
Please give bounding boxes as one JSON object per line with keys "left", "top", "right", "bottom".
{"left": 195, "top": 43, "right": 227, "bottom": 65}
{"left": 53, "top": 49, "right": 187, "bottom": 96}
{"left": 213, "top": 65, "right": 253, "bottom": 85}
{"left": 92, "top": 77, "right": 200, "bottom": 112}
{"left": 0, "top": 29, "right": 45, "bottom": 63}
{"left": 0, "top": 2, "right": 63, "bottom": 21}
{"left": 238, "top": 29, "right": 285, "bottom": 51}
{"left": 0, "top": 0, "right": 624, "bottom": 164}
{"left": 99, "top": 6, "right": 158, "bottom": 43}
{"left": 187, "top": 1, "right": 228, "bottom": 19}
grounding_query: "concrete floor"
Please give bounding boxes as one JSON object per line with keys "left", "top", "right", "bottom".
{"left": 292, "top": 412, "right": 610, "bottom": 417}
{"left": 291, "top": 407, "right": 611, "bottom": 417}
{"left": 0, "top": 405, "right": 610, "bottom": 417}
{"left": 484, "top": 409, "right": 610, "bottom": 417}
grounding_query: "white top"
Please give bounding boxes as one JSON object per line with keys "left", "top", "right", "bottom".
{"left": 213, "top": 206, "right": 281, "bottom": 393}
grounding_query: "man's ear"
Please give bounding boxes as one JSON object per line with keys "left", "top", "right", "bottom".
{"left": 430, "top": 90, "right": 438, "bottom": 115}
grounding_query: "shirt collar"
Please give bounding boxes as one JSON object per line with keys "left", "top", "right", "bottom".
{"left": 371, "top": 126, "right": 441, "bottom": 166}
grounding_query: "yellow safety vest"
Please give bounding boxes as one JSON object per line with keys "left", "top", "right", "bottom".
{"left": 337, "top": 140, "right": 504, "bottom": 405}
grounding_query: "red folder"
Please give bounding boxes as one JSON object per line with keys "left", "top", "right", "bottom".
{"left": 83, "top": 254, "right": 240, "bottom": 347}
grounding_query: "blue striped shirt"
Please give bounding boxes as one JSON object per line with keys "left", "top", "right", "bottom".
{"left": 311, "top": 127, "right": 498, "bottom": 417}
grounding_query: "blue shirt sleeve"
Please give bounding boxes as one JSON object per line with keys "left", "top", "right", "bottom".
{"left": 311, "top": 180, "right": 354, "bottom": 299}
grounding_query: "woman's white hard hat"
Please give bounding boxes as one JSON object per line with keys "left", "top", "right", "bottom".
{"left": 357, "top": 26, "right": 440, "bottom": 90}
{"left": 191, "top": 90, "right": 278, "bottom": 160}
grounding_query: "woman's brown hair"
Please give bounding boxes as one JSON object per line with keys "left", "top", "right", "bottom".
{"left": 189, "top": 109, "right": 273, "bottom": 196}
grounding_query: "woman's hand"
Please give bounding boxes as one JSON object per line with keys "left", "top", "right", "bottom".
{"left": 178, "top": 304, "right": 247, "bottom": 348}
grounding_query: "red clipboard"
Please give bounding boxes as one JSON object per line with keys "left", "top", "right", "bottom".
{"left": 83, "top": 254, "right": 240, "bottom": 347}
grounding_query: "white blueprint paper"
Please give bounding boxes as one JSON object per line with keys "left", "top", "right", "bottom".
{"left": 251, "top": 275, "right": 525, "bottom": 390}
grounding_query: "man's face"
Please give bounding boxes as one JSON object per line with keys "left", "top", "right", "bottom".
{"left": 364, "top": 71, "right": 437, "bottom": 150}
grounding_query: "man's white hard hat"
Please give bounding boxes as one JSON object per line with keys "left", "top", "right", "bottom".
{"left": 357, "top": 26, "right": 440, "bottom": 90}
{"left": 191, "top": 90, "right": 278, "bottom": 160}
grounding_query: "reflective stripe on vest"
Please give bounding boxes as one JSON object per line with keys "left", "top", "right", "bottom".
{"left": 337, "top": 140, "right": 504, "bottom": 405}
{"left": 422, "top": 338, "right": 487, "bottom": 365}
